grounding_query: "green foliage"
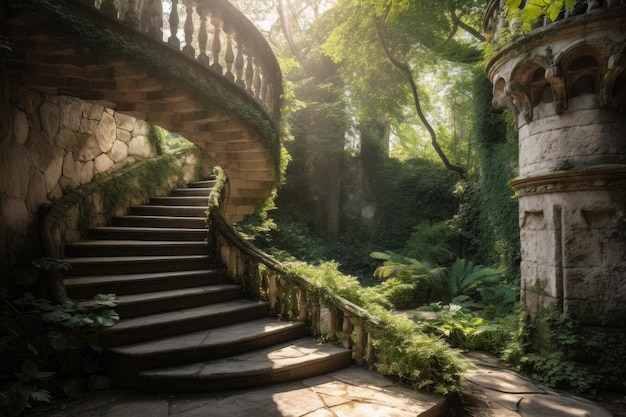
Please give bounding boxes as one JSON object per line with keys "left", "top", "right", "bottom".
{"left": 455, "top": 72, "right": 519, "bottom": 275}
{"left": 280, "top": 261, "right": 467, "bottom": 394}
{"left": 446, "top": 258, "right": 502, "bottom": 299}
{"left": 414, "top": 302, "right": 520, "bottom": 353}
{"left": 367, "top": 306, "right": 468, "bottom": 394}
{"left": 0, "top": 288, "right": 119, "bottom": 416}
{"left": 370, "top": 251, "right": 446, "bottom": 303}
{"left": 507, "top": 0, "right": 577, "bottom": 29}
{"left": 510, "top": 307, "right": 626, "bottom": 393}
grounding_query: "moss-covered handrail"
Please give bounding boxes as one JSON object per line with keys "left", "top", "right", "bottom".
{"left": 91, "top": 0, "right": 283, "bottom": 117}
{"left": 208, "top": 200, "right": 380, "bottom": 366}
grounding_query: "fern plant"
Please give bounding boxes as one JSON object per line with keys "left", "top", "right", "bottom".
{"left": 446, "top": 258, "right": 502, "bottom": 299}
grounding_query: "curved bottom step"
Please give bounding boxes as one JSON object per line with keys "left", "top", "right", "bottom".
{"left": 138, "top": 338, "right": 351, "bottom": 393}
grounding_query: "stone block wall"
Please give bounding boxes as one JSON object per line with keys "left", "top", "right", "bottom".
{"left": 0, "top": 86, "right": 159, "bottom": 277}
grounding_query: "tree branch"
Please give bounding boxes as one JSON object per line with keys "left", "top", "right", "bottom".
{"left": 277, "top": 0, "right": 306, "bottom": 68}
{"left": 374, "top": 20, "right": 466, "bottom": 180}
{"left": 450, "top": 10, "right": 485, "bottom": 42}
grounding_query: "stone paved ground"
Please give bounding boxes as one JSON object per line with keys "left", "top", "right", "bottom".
{"left": 25, "top": 354, "right": 625, "bottom": 417}
{"left": 461, "top": 351, "right": 625, "bottom": 417}
{"left": 26, "top": 367, "right": 447, "bottom": 417}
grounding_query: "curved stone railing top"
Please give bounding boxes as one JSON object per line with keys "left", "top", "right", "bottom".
{"left": 93, "top": 0, "right": 282, "bottom": 117}
{"left": 484, "top": 0, "right": 626, "bottom": 43}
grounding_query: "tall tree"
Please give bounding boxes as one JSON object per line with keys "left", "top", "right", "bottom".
{"left": 323, "top": 0, "right": 486, "bottom": 178}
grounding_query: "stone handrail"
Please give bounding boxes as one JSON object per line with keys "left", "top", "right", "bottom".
{"left": 208, "top": 197, "right": 380, "bottom": 365}
{"left": 484, "top": 0, "right": 626, "bottom": 43}
{"left": 92, "top": 0, "right": 282, "bottom": 117}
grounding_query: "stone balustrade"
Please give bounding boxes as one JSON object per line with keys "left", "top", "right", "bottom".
{"left": 484, "top": 0, "right": 626, "bottom": 43}
{"left": 91, "top": 0, "right": 282, "bottom": 117}
{"left": 208, "top": 204, "right": 380, "bottom": 366}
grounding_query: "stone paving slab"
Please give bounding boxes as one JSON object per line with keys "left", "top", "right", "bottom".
{"left": 461, "top": 351, "right": 615, "bottom": 417}
{"left": 27, "top": 367, "right": 446, "bottom": 417}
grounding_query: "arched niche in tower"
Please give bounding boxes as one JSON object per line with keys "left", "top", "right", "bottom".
{"left": 557, "top": 43, "right": 605, "bottom": 101}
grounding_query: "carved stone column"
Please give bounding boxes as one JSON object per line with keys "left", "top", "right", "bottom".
{"left": 485, "top": 4, "right": 626, "bottom": 329}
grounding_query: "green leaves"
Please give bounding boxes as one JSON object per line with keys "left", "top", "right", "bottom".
{"left": 507, "top": 0, "right": 579, "bottom": 30}
{"left": 1, "top": 289, "right": 120, "bottom": 415}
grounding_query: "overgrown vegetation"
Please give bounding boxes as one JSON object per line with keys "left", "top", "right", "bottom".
{"left": 505, "top": 306, "right": 626, "bottom": 394}
{"left": 0, "top": 262, "right": 118, "bottom": 416}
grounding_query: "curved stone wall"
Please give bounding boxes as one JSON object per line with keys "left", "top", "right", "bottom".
{"left": 0, "top": 86, "right": 158, "bottom": 276}
{"left": 486, "top": 7, "right": 626, "bottom": 325}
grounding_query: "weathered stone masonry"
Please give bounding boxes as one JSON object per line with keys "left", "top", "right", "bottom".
{"left": 0, "top": 86, "right": 158, "bottom": 275}
{"left": 485, "top": 2, "right": 626, "bottom": 326}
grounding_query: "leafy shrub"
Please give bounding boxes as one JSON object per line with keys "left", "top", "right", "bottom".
{"left": 0, "top": 290, "right": 119, "bottom": 416}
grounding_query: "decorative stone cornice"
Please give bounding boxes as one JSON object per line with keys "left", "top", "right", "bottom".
{"left": 509, "top": 166, "right": 626, "bottom": 197}
{"left": 485, "top": 6, "right": 626, "bottom": 129}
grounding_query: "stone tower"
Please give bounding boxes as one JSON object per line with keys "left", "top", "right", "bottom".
{"left": 484, "top": 1, "right": 626, "bottom": 333}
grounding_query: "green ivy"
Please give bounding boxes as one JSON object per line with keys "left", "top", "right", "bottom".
{"left": 510, "top": 306, "right": 626, "bottom": 393}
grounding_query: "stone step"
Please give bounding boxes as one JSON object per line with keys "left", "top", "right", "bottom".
{"left": 106, "top": 318, "right": 309, "bottom": 388}
{"left": 64, "top": 240, "right": 209, "bottom": 257}
{"left": 102, "top": 300, "right": 270, "bottom": 347}
{"left": 129, "top": 205, "right": 208, "bottom": 217}
{"left": 188, "top": 179, "right": 216, "bottom": 188}
{"left": 64, "top": 269, "right": 225, "bottom": 298}
{"left": 149, "top": 196, "right": 209, "bottom": 206}
{"left": 170, "top": 187, "right": 213, "bottom": 197}
{"left": 114, "top": 284, "right": 242, "bottom": 319}
{"left": 63, "top": 255, "right": 210, "bottom": 276}
{"left": 88, "top": 226, "right": 208, "bottom": 241}
{"left": 137, "top": 338, "right": 352, "bottom": 394}
{"left": 111, "top": 215, "right": 207, "bottom": 229}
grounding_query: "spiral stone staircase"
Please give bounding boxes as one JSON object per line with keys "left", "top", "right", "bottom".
{"left": 3, "top": 0, "right": 352, "bottom": 394}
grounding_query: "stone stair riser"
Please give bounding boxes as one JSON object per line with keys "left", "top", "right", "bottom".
{"left": 111, "top": 216, "right": 207, "bottom": 229}
{"left": 101, "top": 303, "right": 270, "bottom": 347}
{"left": 65, "top": 270, "right": 225, "bottom": 298}
{"left": 88, "top": 228, "right": 208, "bottom": 241}
{"left": 138, "top": 351, "right": 352, "bottom": 394}
{"left": 65, "top": 257, "right": 211, "bottom": 276}
{"left": 64, "top": 242, "right": 209, "bottom": 257}
{"left": 105, "top": 323, "right": 309, "bottom": 389}
{"left": 115, "top": 286, "right": 242, "bottom": 319}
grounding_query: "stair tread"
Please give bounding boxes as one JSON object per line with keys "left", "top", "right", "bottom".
{"left": 109, "top": 318, "right": 306, "bottom": 357}
{"left": 64, "top": 270, "right": 219, "bottom": 287}
{"left": 139, "top": 338, "right": 349, "bottom": 379}
{"left": 104, "top": 300, "right": 268, "bottom": 333}
{"left": 66, "top": 240, "right": 208, "bottom": 247}
{"left": 89, "top": 226, "right": 207, "bottom": 232}
{"left": 115, "top": 284, "right": 240, "bottom": 305}
{"left": 64, "top": 254, "right": 210, "bottom": 264}
{"left": 114, "top": 215, "right": 207, "bottom": 221}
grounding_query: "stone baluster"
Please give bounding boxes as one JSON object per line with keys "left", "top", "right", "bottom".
{"left": 298, "top": 288, "right": 308, "bottom": 321}
{"left": 367, "top": 334, "right": 376, "bottom": 364}
{"left": 196, "top": 6, "right": 210, "bottom": 66}
{"left": 355, "top": 323, "right": 367, "bottom": 365}
{"left": 267, "top": 274, "right": 279, "bottom": 314}
{"left": 168, "top": 0, "right": 181, "bottom": 48}
{"left": 139, "top": 0, "right": 150, "bottom": 33}
{"left": 245, "top": 55, "right": 255, "bottom": 96}
{"left": 224, "top": 30, "right": 235, "bottom": 82}
{"left": 100, "top": 0, "right": 119, "bottom": 18}
{"left": 211, "top": 13, "right": 224, "bottom": 73}
{"left": 326, "top": 305, "right": 339, "bottom": 342}
{"left": 342, "top": 313, "right": 353, "bottom": 350}
{"left": 311, "top": 297, "right": 321, "bottom": 335}
{"left": 147, "top": 0, "right": 163, "bottom": 41}
{"left": 260, "top": 65, "right": 269, "bottom": 105}
{"left": 182, "top": 2, "right": 195, "bottom": 57}
{"left": 125, "top": 0, "right": 140, "bottom": 28}
{"left": 234, "top": 39, "right": 245, "bottom": 89}
{"left": 253, "top": 61, "right": 262, "bottom": 102}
